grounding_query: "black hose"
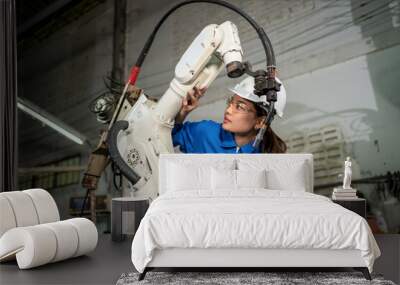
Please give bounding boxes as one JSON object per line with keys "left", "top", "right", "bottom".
{"left": 111, "top": 162, "right": 123, "bottom": 191}
{"left": 107, "top": 120, "right": 141, "bottom": 185}
{"left": 79, "top": 188, "right": 90, "bottom": 217}
{"left": 135, "top": 0, "right": 275, "bottom": 69}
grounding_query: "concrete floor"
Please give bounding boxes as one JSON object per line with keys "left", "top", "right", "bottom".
{"left": 0, "top": 234, "right": 133, "bottom": 285}
{"left": 373, "top": 234, "right": 400, "bottom": 285}
{"left": 1, "top": 234, "right": 398, "bottom": 285}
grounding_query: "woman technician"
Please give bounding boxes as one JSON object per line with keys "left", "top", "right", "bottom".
{"left": 172, "top": 76, "right": 287, "bottom": 154}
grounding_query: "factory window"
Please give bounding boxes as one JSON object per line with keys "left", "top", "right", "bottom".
{"left": 18, "top": 156, "right": 81, "bottom": 190}
{"left": 55, "top": 156, "right": 81, "bottom": 187}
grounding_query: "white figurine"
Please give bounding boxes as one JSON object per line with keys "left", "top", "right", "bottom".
{"left": 343, "top": 157, "right": 352, "bottom": 189}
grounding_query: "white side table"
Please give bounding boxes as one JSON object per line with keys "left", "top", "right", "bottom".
{"left": 111, "top": 197, "right": 149, "bottom": 242}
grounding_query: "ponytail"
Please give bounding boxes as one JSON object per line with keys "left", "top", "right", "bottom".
{"left": 254, "top": 104, "right": 287, "bottom": 153}
{"left": 260, "top": 126, "right": 287, "bottom": 153}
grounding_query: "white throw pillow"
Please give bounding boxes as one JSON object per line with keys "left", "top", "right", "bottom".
{"left": 211, "top": 168, "right": 267, "bottom": 191}
{"left": 236, "top": 169, "right": 267, "bottom": 189}
{"left": 266, "top": 163, "right": 307, "bottom": 191}
{"left": 211, "top": 168, "right": 236, "bottom": 190}
{"left": 237, "top": 159, "right": 308, "bottom": 191}
{"left": 167, "top": 162, "right": 211, "bottom": 191}
{"left": 166, "top": 158, "right": 236, "bottom": 193}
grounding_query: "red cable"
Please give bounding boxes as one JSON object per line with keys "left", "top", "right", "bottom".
{"left": 128, "top": 66, "right": 141, "bottom": 85}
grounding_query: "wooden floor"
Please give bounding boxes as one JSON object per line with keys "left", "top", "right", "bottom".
{"left": 0, "top": 234, "right": 398, "bottom": 285}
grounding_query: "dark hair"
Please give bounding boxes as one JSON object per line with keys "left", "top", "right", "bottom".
{"left": 254, "top": 104, "right": 287, "bottom": 154}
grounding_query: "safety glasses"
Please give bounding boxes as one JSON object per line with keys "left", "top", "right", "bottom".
{"left": 225, "top": 96, "right": 254, "bottom": 114}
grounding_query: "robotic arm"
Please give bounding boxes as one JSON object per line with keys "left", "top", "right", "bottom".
{"left": 156, "top": 21, "right": 243, "bottom": 123}
{"left": 107, "top": 21, "right": 244, "bottom": 199}
{"left": 82, "top": 1, "right": 280, "bottom": 217}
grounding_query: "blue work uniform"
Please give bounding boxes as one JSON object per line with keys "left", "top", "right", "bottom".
{"left": 171, "top": 120, "right": 261, "bottom": 154}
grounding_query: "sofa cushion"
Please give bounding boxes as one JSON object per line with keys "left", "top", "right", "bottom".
{"left": 0, "top": 218, "right": 98, "bottom": 269}
{"left": 1, "top": 191, "right": 39, "bottom": 227}
{"left": 23, "top": 189, "right": 60, "bottom": 224}
{"left": 0, "top": 196, "right": 17, "bottom": 237}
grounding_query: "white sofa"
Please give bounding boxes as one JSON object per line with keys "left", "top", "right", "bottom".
{"left": 0, "top": 188, "right": 98, "bottom": 269}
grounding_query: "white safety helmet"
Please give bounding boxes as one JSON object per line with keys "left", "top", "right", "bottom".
{"left": 228, "top": 76, "right": 287, "bottom": 118}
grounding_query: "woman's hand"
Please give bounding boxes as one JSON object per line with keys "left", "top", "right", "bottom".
{"left": 182, "top": 86, "right": 206, "bottom": 113}
{"left": 175, "top": 86, "right": 207, "bottom": 123}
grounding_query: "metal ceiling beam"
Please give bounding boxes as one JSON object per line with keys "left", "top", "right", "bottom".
{"left": 17, "top": 96, "right": 88, "bottom": 146}
{"left": 18, "top": 165, "right": 86, "bottom": 174}
{"left": 18, "top": 0, "right": 74, "bottom": 36}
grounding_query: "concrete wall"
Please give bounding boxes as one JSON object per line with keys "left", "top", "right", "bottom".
{"left": 18, "top": 0, "right": 400, "bottom": 218}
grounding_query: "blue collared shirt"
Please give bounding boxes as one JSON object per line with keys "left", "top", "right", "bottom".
{"left": 171, "top": 120, "right": 261, "bottom": 154}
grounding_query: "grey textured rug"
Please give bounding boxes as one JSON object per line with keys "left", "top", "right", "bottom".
{"left": 116, "top": 271, "right": 396, "bottom": 285}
